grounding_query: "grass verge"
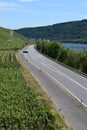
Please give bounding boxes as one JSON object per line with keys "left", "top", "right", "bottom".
{"left": 20, "top": 64, "right": 69, "bottom": 130}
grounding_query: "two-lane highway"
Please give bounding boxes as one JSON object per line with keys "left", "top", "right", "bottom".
{"left": 24, "top": 45, "right": 87, "bottom": 107}
{"left": 18, "top": 45, "right": 87, "bottom": 130}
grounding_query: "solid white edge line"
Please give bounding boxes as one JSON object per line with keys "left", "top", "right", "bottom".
{"left": 23, "top": 53, "right": 87, "bottom": 107}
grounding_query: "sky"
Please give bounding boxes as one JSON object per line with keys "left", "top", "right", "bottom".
{"left": 0, "top": 0, "right": 87, "bottom": 29}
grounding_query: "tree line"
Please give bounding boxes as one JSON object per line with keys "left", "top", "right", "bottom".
{"left": 15, "top": 19, "right": 87, "bottom": 43}
{"left": 36, "top": 40, "right": 87, "bottom": 74}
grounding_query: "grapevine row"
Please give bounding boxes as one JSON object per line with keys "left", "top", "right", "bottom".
{"left": 0, "top": 51, "right": 58, "bottom": 130}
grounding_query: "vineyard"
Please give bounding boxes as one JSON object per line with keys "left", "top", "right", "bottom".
{"left": 0, "top": 51, "right": 60, "bottom": 130}
{"left": 0, "top": 27, "right": 29, "bottom": 50}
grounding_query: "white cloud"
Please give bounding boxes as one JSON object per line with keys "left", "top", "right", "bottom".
{"left": 18, "top": 0, "right": 38, "bottom": 2}
{"left": 0, "top": 1, "right": 18, "bottom": 8}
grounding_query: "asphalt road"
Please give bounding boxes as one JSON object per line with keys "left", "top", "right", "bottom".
{"left": 18, "top": 45, "right": 87, "bottom": 130}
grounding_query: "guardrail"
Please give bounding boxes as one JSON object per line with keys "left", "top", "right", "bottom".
{"left": 34, "top": 45, "right": 87, "bottom": 78}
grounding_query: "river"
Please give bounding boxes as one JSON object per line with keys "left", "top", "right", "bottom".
{"left": 62, "top": 43, "right": 87, "bottom": 51}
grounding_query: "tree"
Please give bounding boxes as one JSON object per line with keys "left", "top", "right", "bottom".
{"left": 57, "top": 46, "right": 68, "bottom": 62}
{"left": 48, "top": 42, "right": 60, "bottom": 59}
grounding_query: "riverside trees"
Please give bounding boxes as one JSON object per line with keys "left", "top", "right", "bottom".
{"left": 36, "top": 40, "right": 87, "bottom": 74}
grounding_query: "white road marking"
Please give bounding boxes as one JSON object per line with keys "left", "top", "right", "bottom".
{"left": 23, "top": 52, "right": 87, "bottom": 107}
{"left": 48, "top": 64, "right": 87, "bottom": 91}
{"left": 28, "top": 53, "right": 87, "bottom": 91}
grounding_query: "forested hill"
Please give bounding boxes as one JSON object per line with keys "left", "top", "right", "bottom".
{"left": 15, "top": 19, "right": 87, "bottom": 43}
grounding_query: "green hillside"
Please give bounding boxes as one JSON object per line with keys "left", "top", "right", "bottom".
{"left": 15, "top": 19, "right": 87, "bottom": 43}
{"left": 0, "top": 27, "right": 68, "bottom": 129}
{"left": 0, "top": 27, "right": 29, "bottom": 50}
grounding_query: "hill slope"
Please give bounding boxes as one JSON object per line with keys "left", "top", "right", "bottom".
{"left": 0, "top": 27, "right": 29, "bottom": 50}
{"left": 15, "top": 19, "right": 87, "bottom": 43}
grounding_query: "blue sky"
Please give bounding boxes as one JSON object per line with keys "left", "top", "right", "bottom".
{"left": 0, "top": 0, "right": 87, "bottom": 29}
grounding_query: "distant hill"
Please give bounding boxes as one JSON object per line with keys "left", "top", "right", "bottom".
{"left": 15, "top": 19, "right": 87, "bottom": 43}
{"left": 0, "top": 27, "right": 29, "bottom": 50}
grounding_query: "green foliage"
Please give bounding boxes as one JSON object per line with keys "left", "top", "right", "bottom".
{"left": 36, "top": 40, "right": 87, "bottom": 74}
{"left": 48, "top": 42, "right": 60, "bottom": 59}
{"left": 0, "top": 27, "right": 29, "bottom": 50}
{"left": 80, "top": 52, "right": 87, "bottom": 73}
{"left": 15, "top": 20, "right": 87, "bottom": 43}
{"left": 0, "top": 51, "right": 59, "bottom": 130}
{"left": 56, "top": 46, "right": 68, "bottom": 62}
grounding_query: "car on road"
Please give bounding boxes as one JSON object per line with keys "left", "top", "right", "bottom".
{"left": 23, "top": 50, "right": 29, "bottom": 53}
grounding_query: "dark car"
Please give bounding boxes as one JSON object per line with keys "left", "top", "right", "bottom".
{"left": 23, "top": 50, "right": 29, "bottom": 53}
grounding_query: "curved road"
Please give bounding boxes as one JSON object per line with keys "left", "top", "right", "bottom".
{"left": 18, "top": 45, "right": 87, "bottom": 130}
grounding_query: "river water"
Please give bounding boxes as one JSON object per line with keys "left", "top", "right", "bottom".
{"left": 62, "top": 43, "right": 87, "bottom": 51}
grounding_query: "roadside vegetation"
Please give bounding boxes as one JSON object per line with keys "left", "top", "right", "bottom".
{"left": 36, "top": 40, "right": 87, "bottom": 74}
{"left": 0, "top": 27, "right": 69, "bottom": 129}
{"left": 0, "top": 51, "right": 57, "bottom": 129}
{"left": 0, "top": 51, "right": 68, "bottom": 130}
